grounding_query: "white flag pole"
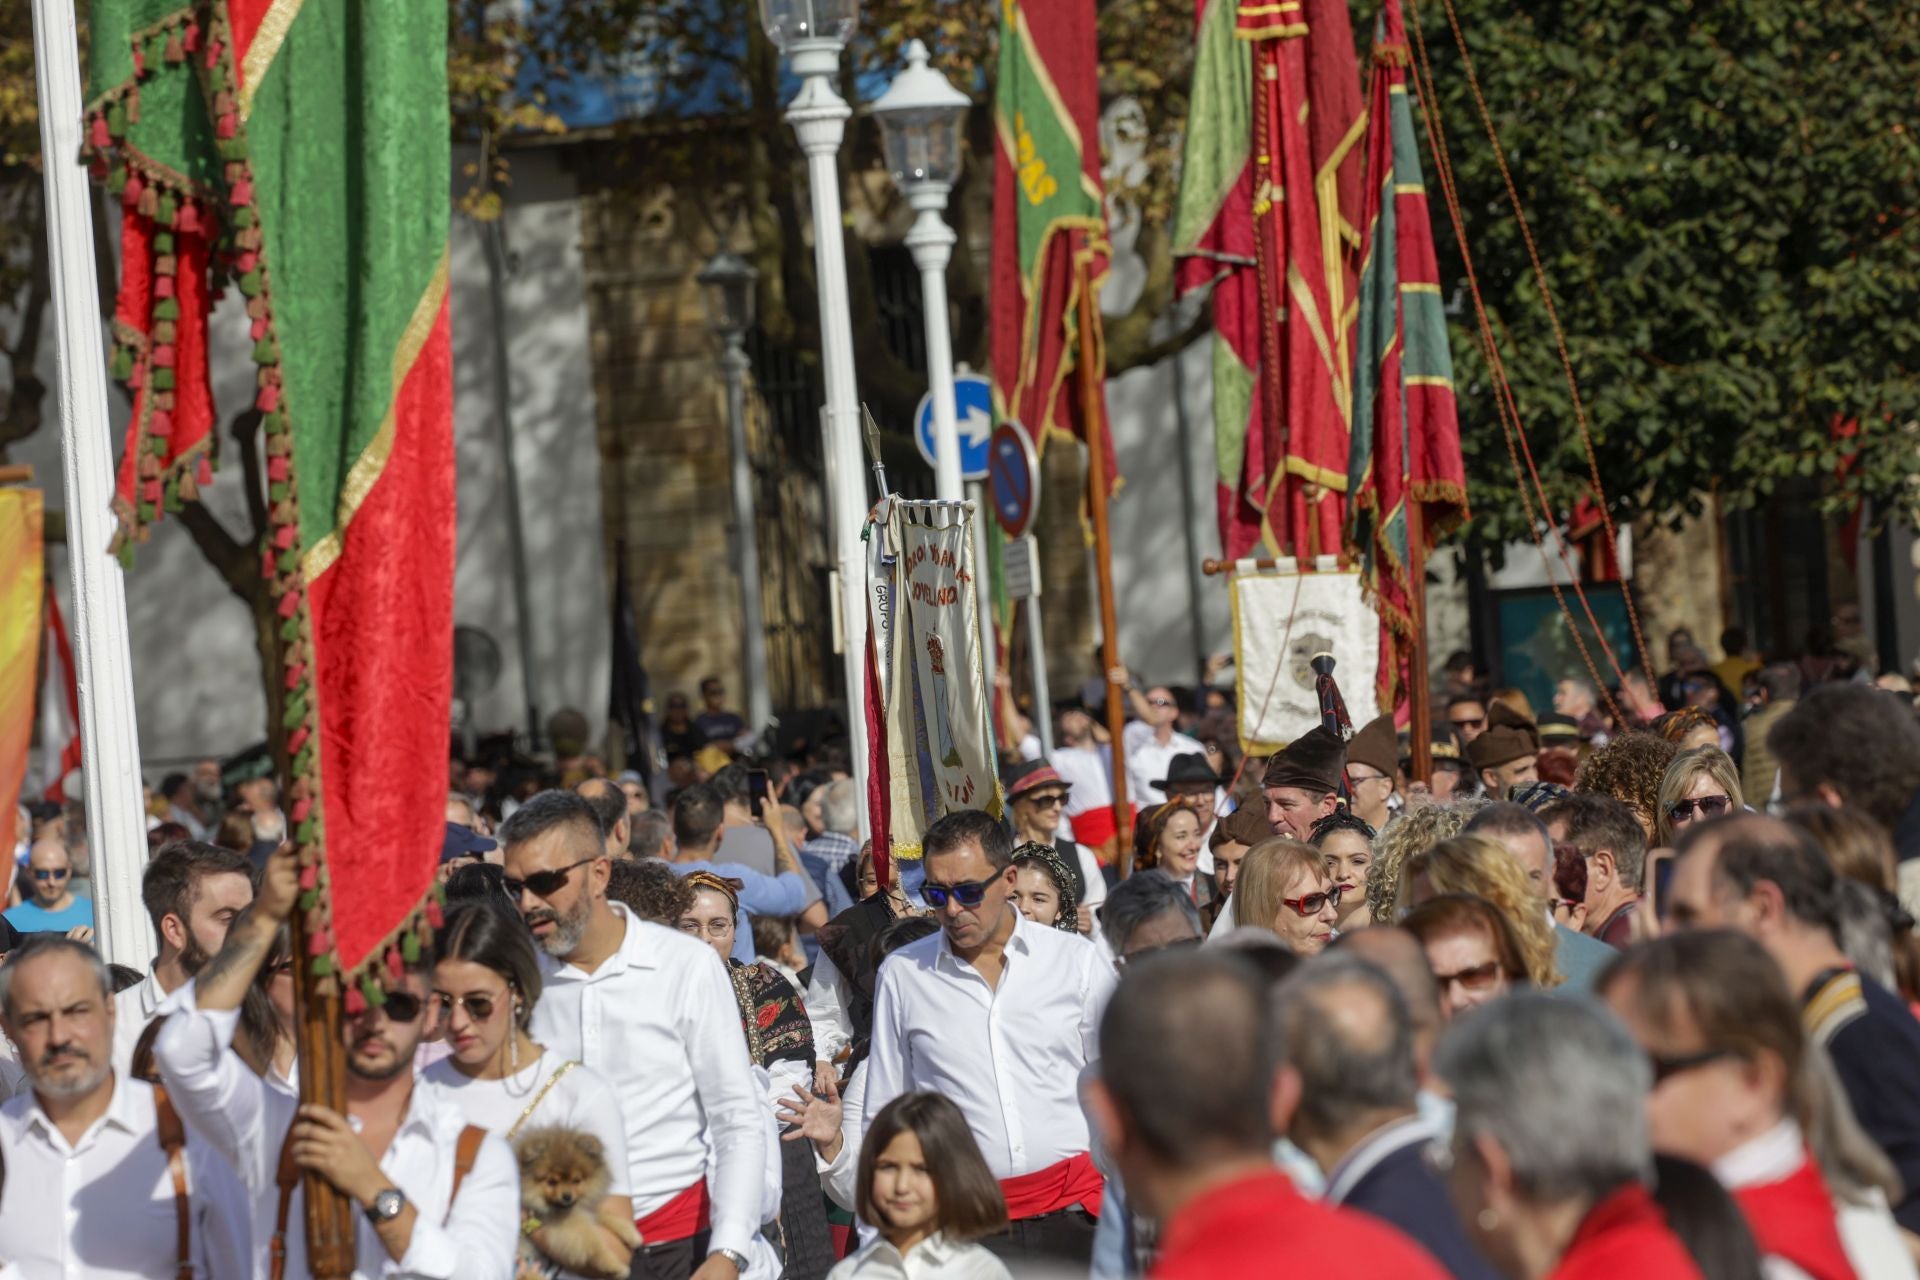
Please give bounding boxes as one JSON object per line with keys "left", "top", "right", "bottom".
{"left": 32, "top": 0, "right": 154, "bottom": 970}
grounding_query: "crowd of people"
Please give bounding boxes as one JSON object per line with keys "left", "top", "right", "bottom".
{"left": 5, "top": 639, "right": 1920, "bottom": 1280}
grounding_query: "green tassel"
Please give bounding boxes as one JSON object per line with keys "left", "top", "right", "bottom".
{"left": 279, "top": 614, "right": 299, "bottom": 642}
{"left": 296, "top": 816, "right": 318, "bottom": 845}
{"left": 154, "top": 232, "right": 174, "bottom": 255}
{"left": 152, "top": 367, "right": 174, "bottom": 391}
{"left": 217, "top": 137, "right": 247, "bottom": 162}
{"left": 363, "top": 978, "right": 386, "bottom": 1007}
{"left": 109, "top": 346, "right": 133, "bottom": 381}
{"left": 276, "top": 550, "right": 297, "bottom": 574}
{"left": 138, "top": 502, "right": 157, "bottom": 522}
{"left": 239, "top": 269, "right": 263, "bottom": 297}
{"left": 263, "top": 411, "right": 287, "bottom": 435}
{"left": 252, "top": 336, "right": 277, "bottom": 364}
{"left": 297, "top": 889, "right": 317, "bottom": 912}
{"left": 107, "top": 164, "right": 127, "bottom": 195}
{"left": 233, "top": 206, "right": 254, "bottom": 230}
{"left": 281, "top": 696, "right": 306, "bottom": 730}
{"left": 156, "top": 192, "right": 176, "bottom": 225}
{"left": 108, "top": 101, "right": 127, "bottom": 136}
{"left": 401, "top": 930, "right": 420, "bottom": 964}
{"left": 269, "top": 481, "right": 288, "bottom": 503}
{"left": 309, "top": 955, "right": 333, "bottom": 977}
{"left": 116, "top": 541, "right": 136, "bottom": 570}
{"left": 163, "top": 482, "right": 183, "bottom": 514}
{"left": 294, "top": 742, "right": 315, "bottom": 776}
{"left": 154, "top": 297, "right": 179, "bottom": 321}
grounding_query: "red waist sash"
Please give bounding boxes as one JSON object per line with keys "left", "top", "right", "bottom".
{"left": 1000, "top": 1152, "right": 1104, "bottom": 1221}
{"left": 636, "top": 1179, "right": 712, "bottom": 1244}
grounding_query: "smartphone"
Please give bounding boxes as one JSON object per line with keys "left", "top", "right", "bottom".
{"left": 1646, "top": 849, "right": 1676, "bottom": 921}
{"left": 747, "top": 769, "right": 771, "bottom": 820}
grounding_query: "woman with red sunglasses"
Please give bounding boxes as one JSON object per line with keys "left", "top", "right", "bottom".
{"left": 1231, "top": 838, "right": 1342, "bottom": 956}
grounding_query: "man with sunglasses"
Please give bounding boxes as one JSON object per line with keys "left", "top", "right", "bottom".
{"left": 151, "top": 844, "right": 521, "bottom": 1278}
{"left": 864, "top": 808, "right": 1116, "bottom": 1266}
{"left": 1544, "top": 793, "right": 1647, "bottom": 948}
{"left": 501, "top": 790, "right": 765, "bottom": 1280}
{"left": 1122, "top": 683, "right": 1206, "bottom": 809}
{"left": 3, "top": 837, "right": 93, "bottom": 934}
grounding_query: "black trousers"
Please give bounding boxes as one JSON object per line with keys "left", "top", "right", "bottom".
{"left": 627, "top": 1229, "right": 706, "bottom": 1280}
{"left": 979, "top": 1208, "right": 1099, "bottom": 1267}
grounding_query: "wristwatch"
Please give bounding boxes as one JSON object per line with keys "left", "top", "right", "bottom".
{"left": 710, "top": 1247, "right": 750, "bottom": 1272}
{"left": 364, "top": 1187, "right": 407, "bottom": 1224}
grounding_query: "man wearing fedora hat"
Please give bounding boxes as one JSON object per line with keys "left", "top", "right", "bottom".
{"left": 1152, "top": 752, "right": 1228, "bottom": 855}
{"left": 1466, "top": 703, "right": 1541, "bottom": 802}
{"left": 1003, "top": 760, "right": 1108, "bottom": 928}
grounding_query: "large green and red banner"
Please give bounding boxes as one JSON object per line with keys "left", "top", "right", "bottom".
{"left": 990, "top": 0, "right": 1117, "bottom": 496}
{"left": 1173, "top": 0, "right": 1366, "bottom": 561}
{"left": 86, "top": 0, "right": 452, "bottom": 1002}
{"left": 1347, "top": 0, "right": 1469, "bottom": 711}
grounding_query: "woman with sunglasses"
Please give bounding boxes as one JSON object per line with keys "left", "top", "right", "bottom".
{"left": 1395, "top": 836, "right": 1563, "bottom": 989}
{"left": 1401, "top": 894, "right": 1530, "bottom": 1019}
{"left": 422, "top": 899, "right": 637, "bottom": 1278}
{"left": 677, "top": 872, "right": 835, "bottom": 1275}
{"left": 1655, "top": 746, "right": 1744, "bottom": 847}
{"left": 1232, "top": 838, "right": 1342, "bottom": 956}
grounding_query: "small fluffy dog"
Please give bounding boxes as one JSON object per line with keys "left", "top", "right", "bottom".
{"left": 514, "top": 1125, "right": 643, "bottom": 1278}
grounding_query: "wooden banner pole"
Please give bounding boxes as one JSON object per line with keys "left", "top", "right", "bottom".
{"left": 1076, "top": 263, "right": 1131, "bottom": 876}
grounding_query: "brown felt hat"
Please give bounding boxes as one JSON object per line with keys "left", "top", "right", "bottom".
{"left": 1466, "top": 701, "right": 1542, "bottom": 772}
{"left": 1261, "top": 725, "right": 1346, "bottom": 795}
{"left": 1345, "top": 714, "right": 1399, "bottom": 779}
{"left": 1210, "top": 806, "right": 1273, "bottom": 850}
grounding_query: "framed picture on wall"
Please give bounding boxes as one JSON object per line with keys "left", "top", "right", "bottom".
{"left": 1491, "top": 584, "right": 1641, "bottom": 713}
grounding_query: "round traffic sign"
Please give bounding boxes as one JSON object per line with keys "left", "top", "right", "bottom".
{"left": 988, "top": 421, "right": 1040, "bottom": 539}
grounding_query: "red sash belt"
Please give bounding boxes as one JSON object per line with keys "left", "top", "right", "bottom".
{"left": 999, "top": 1152, "right": 1103, "bottom": 1221}
{"left": 636, "top": 1179, "right": 711, "bottom": 1244}
{"left": 1071, "top": 808, "right": 1119, "bottom": 850}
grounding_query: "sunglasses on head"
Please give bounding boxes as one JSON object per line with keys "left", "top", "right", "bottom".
{"left": 503, "top": 854, "right": 598, "bottom": 901}
{"left": 31, "top": 869, "right": 70, "bottom": 881}
{"left": 1282, "top": 884, "right": 1345, "bottom": 916}
{"left": 433, "top": 987, "right": 509, "bottom": 1022}
{"left": 921, "top": 873, "right": 1003, "bottom": 910}
{"left": 1667, "top": 795, "right": 1732, "bottom": 823}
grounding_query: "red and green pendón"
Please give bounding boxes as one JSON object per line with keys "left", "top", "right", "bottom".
{"left": 84, "top": 0, "right": 454, "bottom": 1003}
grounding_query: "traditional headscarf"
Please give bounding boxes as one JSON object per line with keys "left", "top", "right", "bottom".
{"left": 681, "top": 870, "right": 743, "bottom": 916}
{"left": 1011, "top": 841, "right": 1080, "bottom": 932}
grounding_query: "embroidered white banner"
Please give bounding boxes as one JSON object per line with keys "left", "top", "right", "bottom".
{"left": 1231, "top": 567, "right": 1383, "bottom": 754}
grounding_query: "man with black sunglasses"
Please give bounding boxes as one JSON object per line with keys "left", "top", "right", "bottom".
{"left": 863, "top": 808, "right": 1116, "bottom": 1267}
{"left": 502, "top": 790, "right": 765, "bottom": 1280}
{"left": 3, "top": 838, "right": 93, "bottom": 935}
{"left": 150, "top": 844, "right": 521, "bottom": 1278}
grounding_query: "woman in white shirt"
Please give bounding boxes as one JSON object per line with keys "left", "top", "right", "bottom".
{"left": 421, "top": 899, "right": 637, "bottom": 1278}
{"left": 828, "top": 1093, "right": 1013, "bottom": 1279}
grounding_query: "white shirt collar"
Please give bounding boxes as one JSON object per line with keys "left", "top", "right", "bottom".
{"left": 935, "top": 905, "right": 1035, "bottom": 974}
{"left": 859, "top": 1231, "right": 969, "bottom": 1267}
{"left": 547, "top": 901, "right": 656, "bottom": 980}
{"left": 1712, "top": 1117, "right": 1805, "bottom": 1190}
{"left": 1323, "top": 1111, "right": 1436, "bottom": 1204}
{"left": 23, "top": 1073, "right": 141, "bottom": 1151}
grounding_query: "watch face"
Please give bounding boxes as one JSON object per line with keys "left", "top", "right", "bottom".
{"left": 372, "top": 1189, "right": 404, "bottom": 1221}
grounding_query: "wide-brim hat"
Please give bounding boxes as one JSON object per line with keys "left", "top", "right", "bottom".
{"left": 1467, "top": 701, "right": 1542, "bottom": 772}
{"left": 1152, "top": 752, "right": 1225, "bottom": 792}
{"left": 1261, "top": 725, "right": 1347, "bottom": 795}
{"left": 1002, "top": 759, "right": 1071, "bottom": 800}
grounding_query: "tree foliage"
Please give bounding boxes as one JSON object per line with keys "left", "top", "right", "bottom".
{"left": 1408, "top": 0, "right": 1920, "bottom": 539}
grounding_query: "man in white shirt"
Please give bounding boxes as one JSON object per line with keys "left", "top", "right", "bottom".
{"left": 151, "top": 845, "right": 519, "bottom": 1279}
{"left": 864, "top": 809, "right": 1115, "bottom": 1267}
{"left": 111, "top": 839, "right": 254, "bottom": 1079}
{"left": 1121, "top": 687, "right": 1205, "bottom": 810}
{"left": 501, "top": 790, "right": 765, "bottom": 1280}
{"left": 0, "top": 935, "right": 253, "bottom": 1280}
{"left": 1050, "top": 709, "right": 1119, "bottom": 860}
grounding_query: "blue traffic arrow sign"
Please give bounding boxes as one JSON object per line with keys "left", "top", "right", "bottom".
{"left": 914, "top": 373, "right": 995, "bottom": 482}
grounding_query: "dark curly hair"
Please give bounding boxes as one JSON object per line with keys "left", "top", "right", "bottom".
{"left": 1307, "top": 809, "right": 1376, "bottom": 847}
{"left": 1574, "top": 732, "right": 1679, "bottom": 837}
{"left": 607, "top": 858, "right": 694, "bottom": 925}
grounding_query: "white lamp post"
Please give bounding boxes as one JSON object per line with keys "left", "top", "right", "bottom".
{"left": 759, "top": 0, "right": 871, "bottom": 837}
{"left": 698, "top": 251, "right": 773, "bottom": 741}
{"left": 873, "top": 39, "right": 970, "bottom": 504}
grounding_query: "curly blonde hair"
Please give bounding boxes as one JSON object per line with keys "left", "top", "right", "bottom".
{"left": 1394, "top": 834, "right": 1563, "bottom": 987}
{"left": 1575, "top": 731, "right": 1679, "bottom": 840}
{"left": 1364, "top": 799, "right": 1487, "bottom": 923}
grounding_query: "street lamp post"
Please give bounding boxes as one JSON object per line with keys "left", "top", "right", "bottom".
{"left": 873, "top": 39, "right": 970, "bottom": 504}
{"left": 698, "top": 250, "right": 772, "bottom": 740}
{"left": 759, "top": 0, "right": 871, "bottom": 835}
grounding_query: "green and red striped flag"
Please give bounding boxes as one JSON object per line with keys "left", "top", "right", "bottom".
{"left": 990, "top": 0, "right": 1117, "bottom": 495}
{"left": 86, "top": 0, "right": 453, "bottom": 1002}
{"left": 1347, "top": 0, "right": 1469, "bottom": 712}
{"left": 1173, "top": 0, "right": 1366, "bottom": 561}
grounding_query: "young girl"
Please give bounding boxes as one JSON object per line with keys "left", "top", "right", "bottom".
{"left": 829, "top": 1093, "right": 1013, "bottom": 1279}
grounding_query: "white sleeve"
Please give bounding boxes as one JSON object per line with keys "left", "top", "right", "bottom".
{"left": 1080, "top": 944, "right": 1117, "bottom": 1068}
{"left": 679, "top": 953, "right": 769, "bottom": 1256}
{"left": 152, "top": 1002, "right": 278, "bottom": 1191}
{"left": 858, "top": 963, "right": 910, "bottom": 1156}
{"left": 189, "top": 1135, "right": 255, "bottom": 1280}
{"left": 805, "top": 952, "right": 852, "bottom": 1063}
{"left": 1076, "top": 847, "right": 1107, "bottom": 907}
{"left": 391, "top": 1129, "right": 520, "bottom": 1279}
{"left": 766, "top": 1056, "right": 812, "bottom": 1112}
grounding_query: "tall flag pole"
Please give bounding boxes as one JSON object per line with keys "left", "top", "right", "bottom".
{"left": 1347, "top": 0, "right": 1469, "bottom": 775}
{"left": 85, "top": 0, "right": 453, "bottom": 1270}
{"left": 1174, "top": 0, "right": 1366, "bottom": 561}
{"left": 991, "top": 0, "right": 1133, "bottom": 860}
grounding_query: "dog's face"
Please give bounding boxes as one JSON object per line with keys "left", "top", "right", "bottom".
{"left": 515, "top": 1126, "right": 611, "bottom": 1216}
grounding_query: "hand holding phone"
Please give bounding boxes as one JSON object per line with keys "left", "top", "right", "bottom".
{"left": 747, "top": 769, "right": 771, "bottom": 820}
